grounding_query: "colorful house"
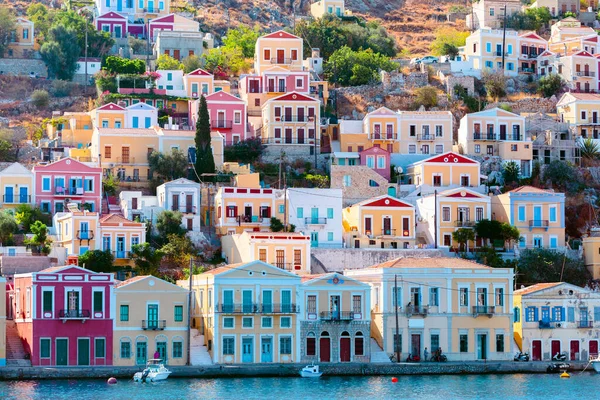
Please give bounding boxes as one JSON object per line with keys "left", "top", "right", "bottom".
{"left": 95, "top": 12, "right": 128, "bottom": 39}
{"left": 33, "top": 158, "right": 103, "bottom": 214}
{"left": 467, "top": 0, "right": 521, "bottom": 30}
{"left": 189, "top": 91, "right": 250, "bottom": 145}
{"left": 53, "top": 210, "right": 100, "bottom": 257}
{"left": 0, "top": 277, "right": 5, "bottom": 366}
{"left": 221, "top": 231, "right": 312, "bottom": 273}
{"left": 405, "top": 152, "right": 481, "bottom": 188}
{"left": 156, "top": 178, "right": 201, "bottom": 232}
{"left": 583, "top": 231, "right": 600, "bottom": 279}
{"left": 183, "top": 69, "right": 214, "bottom": 99}
{"left": 491, "top": 186, "right": 565, "bottom": 250}
{"left": 549, "top": 17, "right": 595, "bottom": 44}
{"left": 514, "top": 282, "right": 600, "bottom": 361}
{"left": 347, "top": 257, "right": 514, "bottom": 361}
{"left": 95, "top": 0, "right": 170, "bottom": 24}
{"left": 182, "top": 261, "right": 302, "bottom": 364}
{"left": 7, "top": 17, "right": 37, "bottom": 58}
{"left": 310, "top": 0, "right": 346, "bottom": 18}
{"left": 0, "top": 163, "right": 34, "bottom": 210}
{"left": 331, "top": 146, "right": 391, "bottom": 181}
{"left": 12, "top": 265, "right": 114, "bottom": 366}
{"left": 342, "top": 195, "right": 416, "bottom": 249}
{"left": 98, "top": 214, "right": 146, "bottom": 266}
{"left": 261, "top": 92, "right": 321, "bottom": 145}
{"left": 557, "top": 92, "right": 600, "bottom": 140}
{"left": 113, "top": 275, "right": 189, "bottom": 366}
{"left": 254, "top": 30, "right": 304, "bottom": 75}
{"left": 148, "top": 13, "right": 199, "bottom": 42}
{"left": 299, "top": 272, "right": 371, "bottom": 363}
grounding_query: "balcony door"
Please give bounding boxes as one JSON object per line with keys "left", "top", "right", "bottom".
{"left": 383, "top": 217, "right": 392, "bottom": 235}
{"left": 499, "top": 125, "right": 506, "bottom": 140}
{"left": 19, "top": 187, "right": 28, "bottom": 203}
{"left": 186, "top": 194, "right": 193, "bottom": 213}
{"left": 477, "top": 288, "right": 487, "bottom": 306}
{"left": 458, "top": 207, "right": 470, "bottom": 224}
{"left": 276, "top": 49, "right": 285, "bottom": 64}
{"left": 330, "top": 295, "right": 340, "bottom": 319}
{"left": 410, "top": 287, "right": 421, "bottom": 307}
{"left": 223, "top": 290, "right": 233, "bottom": 313}
{"left": 242, "top": 290, "right": 253, "bottom": 313}
{"left": 80, "top": 222, "right": 89, "bottom": 240}
{"left": 262, "top": 290, "right": 272, "bottom": 313}
{"left": 117, "top": 236, "right": 126, "bottom": 258}
{"left": 172, "top": 194, "right": 179, "bottom": 211}
{"left": 311, "top": 207, "right": 318, "bottom": 224}
{"left": 67, "top": 290, "right": 79, "bottom": 317}
{"left": 533, "top": 206, "right": 542, "bottom": 224}
{"left": 217, "top": 111, "right": 226, "bottom": 128}
{"left": 147, "top": 304, "right": 158, "bottom": 329}
{"left": 4, "top": 186, "right": 12, "bottom": 203}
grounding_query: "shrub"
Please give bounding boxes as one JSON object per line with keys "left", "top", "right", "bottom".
{"left": 538, "top": 74, "right": 564, "bottom": 97}
{"left": 413, "top": 86, "right": 438, "bottom": 109}
{"left": 31, "top": 90, "right": 50, "bottom": 109}
{"left": 50, "top": 80, "right": 74, "bottom": 97}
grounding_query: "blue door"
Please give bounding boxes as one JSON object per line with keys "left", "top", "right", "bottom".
{"left": 388, "top": 186, "right": 397, "bottom": 197}
{"left": 116, "top": 237, "right": 126, "bottom": 258}
{"left": 80, "top": 222, "right": 89, "bottom": 240}
{"left": 242, "top": 338, "right": 253, "bottom": 363}
{"left": 148, "top": 0, "right": 154, "bottom": 12}
{"left": 19, "top": 187, "right": 28, "bottom": 203}
{"left": 145, "top": 117, "right": 151, "bottom": 128}
{"left": 132, "top": 116, "right": 139, "bottom": 128}
{"left": 311, "top": 208, "right": 318, "bottom": 224}
{"left": 541, "top": 306, "right": 550, "bottom": 323}
{"left": 223, "top": 290, "right": 233, "bottom": 313}
{"left": 310, "top": 232, "right": 318, "bottom": 247}
{"left": 261, "top": 337, "right": 272, "bottom": 363}
{"left": 533, "top": 206, "right": 542, "bottom": 226}
{"left": 4, "top": 186, "right": 13, "bottom": 203}
{"left": 117, "top": 0, "right": 122, "bottom": 11}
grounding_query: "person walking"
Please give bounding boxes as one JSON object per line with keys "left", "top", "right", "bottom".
{"left": 424, "top": 347, "right": 429, "bottom": 361}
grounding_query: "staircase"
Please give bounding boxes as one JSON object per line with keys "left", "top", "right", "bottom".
{"left": 189, "top": 329, "right": 213, "bottom": 365}
{"left": 5, "top": 320, "right": 31, "bottom": 367}
{"left": 370, "top": 338, "right": 391, "bottom": 363}
{"left": 101, "top": 197, "right": 109, "bottom": 215}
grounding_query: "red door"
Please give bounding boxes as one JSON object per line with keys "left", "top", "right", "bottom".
{"left": 532, "top": 340, "right": 542, "bottom": 361}
{"left": 319, "top": 338, "right": 330, "bottom": 362}
{"left": 551, "top": 340, "right": 561, "bottom": 359}
{"left": 277, "top": 49, "right": 285, "bottom": 64}
{"left": 340, "top": 338, "right": 351, "bottom": 362}
{"left": 590, "top": 340, "right": 599, "bottom": 359}
{"left": 570, "top": 340, "right": 580, "bottom": 361}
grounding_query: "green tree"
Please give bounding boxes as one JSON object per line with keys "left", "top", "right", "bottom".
{"left": 0, "top": 211, "right": 17, "bottom": 245}
{"left": 103, "top": 56, "right": 146, "bottom": 74}
{"left": 452, "top": 228, "right": 475, "bottom": 253}
{"left": 27, "top": 3, "right": 53, "bottom": 41}
{"left": 156, "top": 54, "right": 184, "bottom": 70}
{"left": 202, "top": 47, "right": 251, "bottom": 77}
{"left": 538, "top": 74, "right": 564, "bottom": 97}
{"left": 430, "top": 27, "right": 470, "bottom": 57}
{"left": 148, "top": 149, "right": 189, "bottom": 181}
{"left": 14, "top": 204, "right": 48, "bottom": 232}
{"left": 102, "top": 174, "right": 120, "bottom": 196}
{"left": 78, "top": 249, "right": 114, "bottom": 273}
{"left": 474, "top": 219, "right": 501, "bottom": 246}
{"left": 440, "top": 43, "right": 459, "bottom": 59}
{"left": 156, "top": 210, "right": 185, "bottom": 238}
{"left": 324, "top": 46, "right": 396, "bottom": 86}
{"left": 224, "top": 137, "right": 264, "bottom": 164}
{"left": 579, "top": 138, "right": 600, "bottom": 166}
{"left": 52, "top": 10, "right": 114, "bottom": 57}
{"left": 474, "top": 247, "right": 511, "bottom": 269}
{"left": 182, "top": 55, "right": 203, "bottom": 73}
{"left": 40, "top": 25, "right": 80, "bottom": 80}
{"left": 517, "top": 248, "right": 589, "bottom": 287}
{"left": 482, "top": 70, "right": 507, "bottom": 101}
{"left": 160, "top": 234, "right": 197, "bottom": 269}
{"left": 31, "top": 90, "right": 50, "bottom": 109}
{"left": 0, "top": 6, "right": 16, "bottom": 58}
{"left": 194, "top": 95, "right": 215, "bottom": 179}
{"left": 500, "top": 223, "right": 521, "bottom": 248}
{"left": 502, "top": 161, "right": 521, "bottom": 185}
{"left": 223, "top": 25, "right": 261, "bottom": 58}
{"left": 25, "top": 221, "right": 51, "bottom": 254}
{"left": 130, "top": 243, "right": 164, "bottom": 275}
{"left": 270, "top": 217, "right": 295, "bottom": 232}
{"left": 413, "top": 86, "right": 439, "bottom": 109}
{"left": 542, "top": 160, "right": 582, "bottom": 193}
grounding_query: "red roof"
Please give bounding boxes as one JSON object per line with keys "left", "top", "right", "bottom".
{"left": 446, "top": 191, "right": 482, "bottom": 198}
{"left": 424, "top": 152, "right": 478, "bottom": 164}
{"left": 520, "top": 32, "right": 543, "bottom": 40}
{"left": 585, "top": 36, "right": 599, "bottom": 43}
{"left": 186, "top": 68, "right": 213, "bottom": 77}
{"left": 573, "top": 50, "right": 595, "bottom": 58}
{"left": 262, "top": 30, "right": 300, "bottom": 40}
{"left": 272, "top": 92, "right": 318, "bottom": 102}
{"left": 99, "top": 213, "right": 142, "bottom": 226}
{"left": 97, "top": 11, "right": 126, "bottom": 20}
{"left": 205, "top": 91, "right": 243, "bottom": 103}
{"left": 362, "top": 196, "right": 413, "bottom": 208}
{"left": 96, "top": 102, "right": 125, "bottom": 111}
{"left": 150, "top": 14, "right": 175, "bottom": 23}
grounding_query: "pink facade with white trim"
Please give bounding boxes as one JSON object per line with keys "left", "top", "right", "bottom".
{"left": 12, "top": 265, "right": 114, "bottom": 366}
{"left": 33, "top": 158, "right": 103, "bottom": 214}
{"left": 95, "top": 12, "right": 128, "bottom": 38}
{"left": 190, "top": 92, "right": 252, "bottom": 144}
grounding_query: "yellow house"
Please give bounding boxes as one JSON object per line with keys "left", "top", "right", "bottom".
{"left": 114, "top": 275, "right": 189, "bottom": 366}
{"left": 254, "top": 30, "right": 304, "bottom": 75}
{"left": 463, "top": 28, "right": 521, "bottom": 76}
{"left": 415, "top": 187, "right": 491, "bottom": 249}
{"left": 556, "top": 92, "right": 600, "bottom": 139}
{"left": 7, "top": 17, "right": 37, "bottom": 58}
{"left": 299, "top": 272, "right": 371, "bottom": 363}
{"left": 182, "top": 261, "right": 302, "bottom": 364}
{"left": 549, "top": 17, "right": 595, "bottom": 44}
{"left": 406, "top": 152, "right": 481, "bottom": 188}
{"left": 0, "top": 163, "right": 34, "bottom": 210}
{"left": 0, "top": 276, "right": 4, "bottom": 366}
{"left": 458, "top": 108, "right": 532, "bottom": 177}
{"left": 221, "top": 231, "right": 311, "bottom": 273}
{"left": 491, "top": 185, "right": 565, "bottom": 250}
{"left": 98, "top": 214, "right": 146, "bottom": 267}
{"left": 183, "top": 68, "right": 214, "bottom": 99}
{"left": 53, "top": 210, "right": 99, "bottom": 257}
{"left": 47, "top": 112, "right": 95, "bottom": 149}
{"left": 310, "top": 0, "right": 346, "bottom": 18}
{"left": 347, "top": 257, "right": 514, "bottom": 361}
{"left": 342, "top": 195, "right": 416, "bottom": 249}
{"left": 261, "top": 91, "right": 321, "bottom": 145}
{"left": 556, "top": 50, "right": 598, "bottom": 93}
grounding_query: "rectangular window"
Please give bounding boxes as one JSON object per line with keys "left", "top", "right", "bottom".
{"left": 553, "top": 306, "right": 565, "bottom": 322}
{"left": 343, "top": 175, "right": 351, "bottom": 186}
{"left": 460, "top": 334, "right": 468, "bottom": 352}
{"left": 120, "top": 341, "right": 131, "bottom": 358}
{"left": 392, "top": 287, "right": 402, "bottom": 307}
{"left": 431, "top": 334, "right": 440, "bottom": 352}
{"left": 353, "top": 295, "right": 362, "bottom": 314}
{"left": 280, "top": 337, "right": 292, "bottom": 354}
{"left": 42, "top": 290, "right": 53, "bottom": 315}
{"left": 328, "top": 232, "right": 334, "bottom": 241}
{"left": 297, "top": 207, "right": 303, "bottom": 219}
{"left": 93, "top": 291, "right": 103, "bottom": 313}
{"left": 475, "top": 144, "right": 480, "bottom": 153}
{"left": 514, "top": 307, "right": 520, "bottom": 322}
{"left": 307, "top": 337, "right": 316, "bottom": 355}
{"left": 442, "top": 207, "right": 450, "bottom": 222}
{"left": 496, "top": 334, "right": 504, "bottom": 352}
{"left": 242, "top": 317, "right": 253, "bottom": 328}
{"left": 173, "top": 341, "right": 183, "bottom": 358}
{"left": 327, "top": 208, "right": 333, "bottom": 219}
{"left": 549, "top": 207, "right": 557, "bottom": 222}
{"left": 95, "top": 338, "right": 105, "bottom": 358}
{"left": 223, "top": 317, "right": 234, "bottom": 328}
{"left": 259, "top": 248, "right": 267, "bottom": 262}
{"left": 120, "top": 305, "right": 129, "bottom": 321}
{"left": 278, "top": 204, "right": 285, "bottom": 214}
{"left": 280, "top": 316, "right": 291, "bottom": 328}
{"left": 429, "top": 288, "right": 439, "bottom": 306}
{"left": 174, "top": 305, "right": 183, "bottom": 322}
{"left": 460, "top": 288, "right": 468, "bottom": 306}
{"left": 262, "top": 317, "right": 272, "bottom": 328}
{"left": 104, "top": 146, "right": 111, "bottom": 159}
{"left": 435, "top": 125, "right": 443, "bottom": 137}
{"left": 40, "top": 338, "right": 51, "bottom": 358}
{"left": 526, "top": 306, "right": 538, "bottom": 322}
{"left": 568, "top": 307, "right": 575, "bottom": 322}
{"left": 518, "top": 206, "right": 525, "bottom": 222}
{"left": 42, "top": 177, "right": 50, "bottom": 191}
{"left": 408, "top": 144, "right": 416, "bottom": 154}
{"left": 222, "top": 337, "right": 234, "bottom": 355}
{"left": 307, "top": 295, "right": 316, "bottom": 314}
{"left": 495, "top": 288, "right": 504, "bottom": 306}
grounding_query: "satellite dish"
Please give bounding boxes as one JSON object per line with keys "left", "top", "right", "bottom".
{"left": 396, "top": 166, "right": 403, "bottom": 174}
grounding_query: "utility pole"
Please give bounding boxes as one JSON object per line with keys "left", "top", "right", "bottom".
{"left": 434, "top": 189, "right": 438, "bottom": 249}
{"left": 313, "top": 116, "right": 317, "bottom": 168}
{"left": 278, "top": 150, "right": 283, "bottom": 189}
{"left": 394, "top": 275, "right": 400, "bottom": 363}
{"left": 186, "top": 256, "right": 194, "bottom": 366}
{"left": 283, "top": 171, "right": 288, "bottom": 232}
{"left": 501, "top": 3, "right": 507, "bottom": 71}
{"left": 85, "top": 20, "right": 88, "bottom": 86}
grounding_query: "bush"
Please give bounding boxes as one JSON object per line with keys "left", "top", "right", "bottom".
{"left": 103, "top": 56, "right": 145, "bottom": 74}
{"left": 538, "top": 74, "right": 564, "bottom": 97}
{"left": 413, "top": 86, "right": 438, "bottom": 109}
{"left": 95, "top": 69, "right": 117, "bottom": 93}
{"left": 183, "top": 55, "right": 203, "bottom": 73}
{"left": 31, "top": 90, "right": 50, "bottom": 109}
{"left": 156, "top": 54, "right": 184, "bottom": 70}
{"left": 50, "top": 80, "right": 74, "bottom": 97}
{"left": 224, "top": 138, "right": 265, "bottom": 164}
{"left": 481, "top": 70, "right": 506, "bottom": 101}
{"left": 324, "top": 46, "right": 396, "bottom": 86}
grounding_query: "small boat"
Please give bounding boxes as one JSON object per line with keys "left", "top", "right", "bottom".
{"left": 133, "top": 359, "right": 172, "bottom": 382}
{"left": 591, "top": 355, "right": 600, "bottom": 373}
{"left": 300, "top": 364, "right": 323, "bottom": 378}
{"left": 547, "top": 362, "right": 571, "bottom": 373}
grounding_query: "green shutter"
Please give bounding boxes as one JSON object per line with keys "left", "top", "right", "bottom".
{"left": 93, "top": 291, "right": 103, "bottom": 313}
{"left": 95, "top": 338, "right": 105, "bottom": 358}
{"left": 120, "top": 305, "right": 129, "bottom": 322}
{"left": 43, "top": 291, "right": 53, "bottom": 313}
{"left": 40, "top": 338, "right": 50, "bottom": 358}
{"left": 174, "top": 305, "right": 183, "bottom": 322}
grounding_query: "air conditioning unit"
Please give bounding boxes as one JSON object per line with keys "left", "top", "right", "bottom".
{"left": 556, "top": 322, "right": 562, "bottom": 328}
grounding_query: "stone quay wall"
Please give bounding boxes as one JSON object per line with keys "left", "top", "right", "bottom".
{"left": 311, "top": 248, "right": 448, "bottom": 272}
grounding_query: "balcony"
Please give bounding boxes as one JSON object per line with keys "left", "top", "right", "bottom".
{"left": 520, "top": 53, "right": 539, "bottom": 59}
{"left": 416, "top": 134, "right": 435, "bottom": 141}
{"left": 472, "top": 306, "right": 495, "bottom": 317}
{"left": 261, "top": 303, "right": 300, "bottom": 314}
{"left": 116, "top": 156, "right": 136, "bottom": 164}
{"left": 216, "top": 303, "right": 299, "bottom": 314}
{"left": 237, "top": 215, "right": 264, "bottom": 225}
{"left": 578, "top": 320, "right": 593, "bottom": 329}
{"left": 266, "top": 85, "right": 287, "bottom": 93}
{"left": 270, "top": 57, "right": 293, "bottom": 65}
{"left": 529, "top": 220, "right": 549, "bottom": 230}
{"left": 380, "top": 229, "right": 397, "bottom": 236}
{"left": 76, "top": 230, "right": 94, "bottom": 240}
{"left": 261, "top": 138, "right": 319, "bottom": 145}
{"left": 319, "top": 311, "right": 354, "bottom": 321}
{"left": 518, "top": 68, "right": 535, "bottom": 74}
{"left": 172, "top": 205, "right": 197, "bottom": 214}
{"left": 576, "top": 71, "right": 596, "bottom": 77}
{"left": 539, "top": 320, "right": 556, "bottom": 329}
{"left": 274, "top": 262, "right": 297, "bottom": 271}
{"left": 498, "top": 134, "right": 522, "bottom": 141}
{"left": 211, "top": 120, "right": 233, "bottom": 129}
{"left": 494, "top": 51, "right": 509, "bottom": 57}
{"left": 54, "top": 187, "right": 86, "bottom": 196}
{"left": 454, "top": 220, "right": 476, "bottom": 227}
{"left": 275, "top": 115, "right": 317, "bottom": 123}
{"left": 142, "top": 320, "right": 167, "bottom": 330}
{"left": 305, "top": 217, "right": 327, "bottom": 225}
{"left": 370, "top": 132, "right": 398, "bottom": 140}
{"left": 473, "top": 133, "right": 497, "bottom": 141}
{"left": 406, "top": 305, "right": 428, "bottom": 317}
{"left": 109, "top": 250, "right": 130, "bottom": 259}
{"left": 2, "top": 194, "right": 31, "bottom": 204}
{"left": 59, "top": 309, "right": 90, "bottom": 320}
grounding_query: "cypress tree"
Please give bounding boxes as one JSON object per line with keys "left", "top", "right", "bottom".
{"left": 194, "top": 95, "right": 215, "bottom": 180}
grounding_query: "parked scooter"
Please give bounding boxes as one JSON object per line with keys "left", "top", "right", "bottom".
{"left": 552, "top": 352, "right": 567, "bottom": 362}
{"left": 514, "top": 352, "right": 530, "bottom": 361}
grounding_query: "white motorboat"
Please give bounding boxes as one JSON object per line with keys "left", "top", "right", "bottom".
{"left": 133, "top": 359, "right": 172, "bottom": 382}
{"left": 590, "top": 355, "right": 600, "bottom": 373}
{"left": 300, "top": 364, "right": 323, "bottom": 378}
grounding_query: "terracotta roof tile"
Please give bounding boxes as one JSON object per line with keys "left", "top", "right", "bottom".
{"left": 114, "top": 275, "right": 150, "bottom": 288}
{"left": 509, "top": 185, "right": 554, "bottom": 194}
{"left": 367, "top": 257, "right": 492, "bottom": 270}
{"left": 514, "top": 282, "right": 563, "bottom": 295}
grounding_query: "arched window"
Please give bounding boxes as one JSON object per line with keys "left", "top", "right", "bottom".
{"left": 355, "top": 332, "right": 364, "bottom": 356}
{"left": 320, "top": 331, "right": 330, "bottom": 337}
{"left": 306, "top": 332, "right": 316, "bottom": 356}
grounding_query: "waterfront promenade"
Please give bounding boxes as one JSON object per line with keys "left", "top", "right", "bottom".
{"left": 0, "top": 361, "right": 591, "bottom": 380}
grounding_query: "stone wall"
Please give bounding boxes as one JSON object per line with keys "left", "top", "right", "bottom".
{"left": 405, "top": 72, "right": 429, "bottom": 90}
{"left": 330, "top": 165, "right": 390, "bottom": 206}
{"left": 446, "top": 75, "right": 476, "bottom": 97}
{"left": 311, "top": 248, "right": 449, "bottom": 272}
{"left": 0, "top": 255, "right": 57, "bottom": 280}
{"left": 262, "top": 144, "right": 330, "bottom": 170}
{"left": 300, "top": 320, "right": 371, "bottom": 363}
{"left": 0, "top": 59, "right": 48, "bottom": 78}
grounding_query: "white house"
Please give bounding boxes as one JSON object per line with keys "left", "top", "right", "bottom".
{"left": 155, "top": 69, "right": 186, "bottom": 97}
{"left": 286, "top": 188, "right": 344, "bottom": 248}
{"left": 74, "top": 58, "right": 102, "bottom": 83}
{"left": 156, "top": 178, "right": 202, "bottom": 232}
{"left": 125, "top": 102, "right": 158, "bottom": 128}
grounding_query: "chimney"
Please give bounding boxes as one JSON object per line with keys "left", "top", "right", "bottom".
{"left": 312, "top": 48, "right": 320, "bottom": 58}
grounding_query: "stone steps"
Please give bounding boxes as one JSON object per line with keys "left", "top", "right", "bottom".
{"left": 5, "top": 320, "right": 31, "bottom": 366}
{"left": 370, "top": 338, "right": 391, "bottom": 363}
{"left": 190, "top": 329, "right": 212, "bottom": 365}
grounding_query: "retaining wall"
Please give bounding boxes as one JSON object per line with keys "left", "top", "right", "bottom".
{"left": 311, "top": 248, "right": 448, "bottom": 272}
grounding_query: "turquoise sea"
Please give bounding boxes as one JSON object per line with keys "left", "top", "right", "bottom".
{"left": 1, "top": 374, "right": 599, "bottom": 399}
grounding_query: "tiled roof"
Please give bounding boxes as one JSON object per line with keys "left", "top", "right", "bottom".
{"left": 301, "top": 273, "right": 330, "bottom": 282}
{"left": 201, "top": 263, "right": 246, "bottom": 276}
{"left": 565, "top": 93, "right": 600, "bottom": 101}
{"left": 509, "top": 185, "right": 554, "bottom": 194}
{"left": 514, "top": 282, "right": 563, "bottom": 295}
{"left": 114, "top": 275, "right": 149, "bottom": 288}
{"left": 99, "top": 213, "right": 140, "bottom": 225}
{"left": 366, "top": 257, "right": 492, "bottom": 270}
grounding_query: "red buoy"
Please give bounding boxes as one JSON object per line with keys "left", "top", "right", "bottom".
{"left": 107, "top": 377, "right": 117, "bottom": 385}
{"left": 391, "top": 377, "right": 398, "bottom": 383}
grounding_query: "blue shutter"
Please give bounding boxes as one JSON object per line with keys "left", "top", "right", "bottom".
{"left": 568, "top": 307, "right": 575, "bottom": 322}
{"left": 561, "top": 307, "right": 565, "bottom": 321}
{"left": 145, "top": 117, "right": 151, "bottom": 128}
{"left": 594, "top": 307, "right": 600, "bottom": 322}
{"left": 327, "top": 208, "right": 334, "bottom": 219}
{"left": 533, "top": 307, "right": 538, "bottom": 322}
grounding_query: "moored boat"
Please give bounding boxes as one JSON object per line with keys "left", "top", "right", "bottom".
{"left": 133, "top": 359, "right": 172, "bottom": 382}
{"left": 300, "top": 364, "right": 323, "bottom": 378}
{"left": 591, "top": 355, "right": 600, "bottom": 373}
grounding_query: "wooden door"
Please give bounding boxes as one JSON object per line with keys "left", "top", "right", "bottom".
{"left": 411, "top": 334, "right": 421, "bottom": 358}
{"left": 364, "top": 217, "right": 372, "bottom": 235}
{"left": 132, "top": 197, "right": 138, "bottom": 209}
{"left": 186, "top": 194, "right": 193, "bottom": 213}
{"left": 187, "top": 218, "right": 193, "bottom": 231}
{"left": 77, "top": 338, "right": 90, "bottom": 366}
{"left": 570, "top": 340, "right": 580, "bottom": 361}
{"left": 319, "top": 338, "right": 330, "bottom": 362}
{"left": 285, "top": 129, "right": 293, "bottom": 144}
{"left": 551, "top": 340, "right": 561, "bottom": 358}
{"left": 277, "top": 49, "right": 284, "bottom": 64}
{"left": 532, "top": 340, "right": 542, "bottom": 361}
{"left": 173, "top": 49, "right": 180, "bottom": 60}
{"left": 590, "top": 340, "right": 598, "bottom": 358}
{"left": 56, "top": 339, "right": 68, "bottom": 366}
{"left": 340, "top": 338, "right": 351, "bottom": 362}
{"left": 172, "top": 194, "right": 179, "bottom": 211}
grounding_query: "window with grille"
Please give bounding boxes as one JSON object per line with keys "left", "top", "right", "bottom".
{"left": 222, "top": 337, "right": 234, "bottom": 355}
{"left": 460, "top": 334, "right": 468, "bottom": 352}
{"left": 173, "top": 341, "right": 183, "bottom": 358}
{"left": 294, "top": 249, "right": 302, "bottom": 265}
{"left": 460, "top": 288, "right": 468, "bottom": 306}
{"left": 104, "top": 146, "right": 111, "bottom": 159}
{"left": 259, "top": 249, "right": 267, "bottom": 262}
{"left": 476, "top": 207, "right": 484, "bottom": 222}
{"left": 306, "top": 336, "right": 316, "bottom": 355}
{"left": 495, "top": 288, "right": 504, "bottom": 306}
{"left": 276, "top": 250, "right": 285, "bottom": 268}
{"left": 442, "top": 207, "right": 450, "bottom": 222}
{"left": 307, "top": 295, "right": 316, "bottom": 313}
{"left": 352, "top": 295, "right": 362, "bottom": 314}
{"left": 280, "top": 337, "right": 292, "bottom": 354}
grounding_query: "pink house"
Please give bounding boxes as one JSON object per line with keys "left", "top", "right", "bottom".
{"left": 33, "top": 158, "right": 103, "bottom": 214}
{"left": 12, "top": 264, "right": 114, "bottom": 366}
{"left": 148, "top": 13, "right": 199, "bottom": 42}
{"left": 360, "top": 146, "right": 391, "bottom": 180}
{"left": 95, "top": 12, "right": 128, "bottom": 39}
